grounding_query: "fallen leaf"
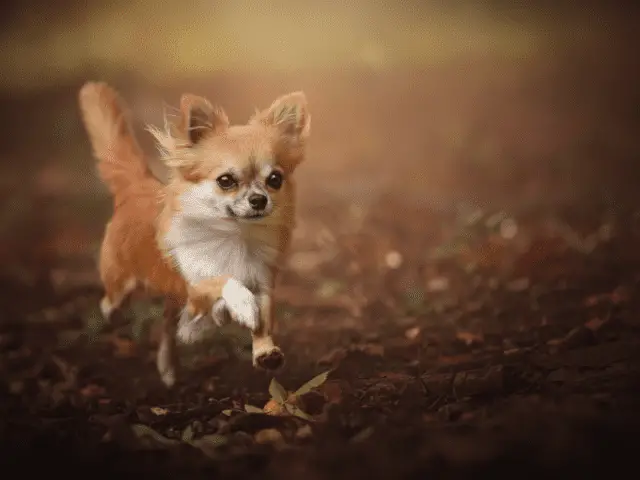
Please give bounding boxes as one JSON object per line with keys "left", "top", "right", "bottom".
{"left": 181, "top": 425, "right": 194, "bottom": 443}
{"left": 151, "top": 407, "right": 169, "bottom": 416}
{"left": 221, "top": 409, "right": 233, "bottom": 416}
{"left": 585, "top": 317, "right": 606, "bottom": 332}
{"left": 269, "top": 378, "right": 287, "bottom": 403}
{"left": 584, "top": 288, "right": 627, "bottom": 307}
{"left": 285, "top": 403, "right": 314, "bottom": 421}
{"left": 350, "top": 426, "right": 374, "bottom": 443}
{"left": 317, "top": 348, "right": 347, "bottom": 365}
{"left": 293, "top": 370, "right": 331, "bottom": 397}
{"left": 244, "top": 404, "right": 264, "bottom": 414}
{"left": 316, "top": 280, "right": 344, "bottom": 299}
{"left": 455, "top": 331, "right": 484, "bottom": 346}
{"left": 80, "top": 384, "right": 106, "bottom": 399}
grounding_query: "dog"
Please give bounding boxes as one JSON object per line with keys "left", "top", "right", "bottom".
{"left": 78, "top": 82, "right": 310, "bottom": 386}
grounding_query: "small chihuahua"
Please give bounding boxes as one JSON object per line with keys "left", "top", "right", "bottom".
{"left": 78, "top": 82, "right": 310, "bottom": 386}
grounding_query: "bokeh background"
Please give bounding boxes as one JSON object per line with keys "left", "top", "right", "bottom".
{"left": 1, "top": 0, "right": 639, "bottom": 317}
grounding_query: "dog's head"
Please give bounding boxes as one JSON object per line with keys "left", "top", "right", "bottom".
{"left": 151, "top": 92, "right": 310, "bottom": 223}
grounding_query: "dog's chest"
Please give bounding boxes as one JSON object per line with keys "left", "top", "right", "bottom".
{"left": 164, "top": 217, "right": 278, "bottom": 291}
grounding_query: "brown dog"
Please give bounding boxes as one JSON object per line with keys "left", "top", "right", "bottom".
{"left": 78, "top": 82, "right": 310, "bottom": 386}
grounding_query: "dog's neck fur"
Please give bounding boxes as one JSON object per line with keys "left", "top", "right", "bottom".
{"left": 157, "top": 179, "right": 285, "bottom": 293}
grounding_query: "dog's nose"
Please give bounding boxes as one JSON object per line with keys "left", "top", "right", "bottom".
{"left": 248, "top": 194, "right": 268, "bottom": 211}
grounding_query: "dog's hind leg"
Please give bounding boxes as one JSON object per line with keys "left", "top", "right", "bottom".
{"left": 157, "top": 298, "right": 182, "bottom": 388}
{"left": 99, "top": 276, "right": 138, "bottom": 323}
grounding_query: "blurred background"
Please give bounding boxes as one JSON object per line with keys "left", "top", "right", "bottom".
{"left": 0, "top": 0, "right": 639, "bottom": 320}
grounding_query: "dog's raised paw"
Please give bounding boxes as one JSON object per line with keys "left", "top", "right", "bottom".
{"left": 254, "top": 347, "right": 285, "bottom": 371}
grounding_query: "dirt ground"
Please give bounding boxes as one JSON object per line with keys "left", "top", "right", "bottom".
{"left": 2, "top": 43, "right": 640, "bottom": 478}
{"left": 2, "top": 195, "right": 640, "bottom": 479}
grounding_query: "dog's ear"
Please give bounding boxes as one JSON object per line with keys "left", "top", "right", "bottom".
{"left": 256, "top": 91, "right": 310, "bottom": 143}
{"left": 178, "top": 94, "right": 229, "bottom": 145}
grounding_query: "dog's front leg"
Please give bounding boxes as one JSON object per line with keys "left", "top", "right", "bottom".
{"left": 252, "top": 290, "right": 284, "bottom": 370}
{"left": 188, "top": 276, "right": 259, "bottom": 330}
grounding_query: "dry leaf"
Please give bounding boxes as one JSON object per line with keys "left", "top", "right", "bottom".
{"left": 284, "top": 403, "right": 314, "bottom": 421}
{"left": 585, "top": 317, "right": 606, "bottom": 332}
{"left": 181, "top": 425, "right": 194, "bottom": 443}
{"left": 350, "top": 426, "right": 374, "bottom": 443}
{"left": 80, "top": 384, "right": 106, "bottom": 399}
{"left": 269, "top": 378, "right": 287, "bottom": 403}
{"left": 244, "top": 404, "right": 264, "bottom": 414}
{"left": 293, "top": 371, "right": 331, "bottom": 397}
{"left": 317, "top": 348, "right": 348, "bottom": 365}
{"left": 455, "top": 331, "right": 484, "bottom": 346}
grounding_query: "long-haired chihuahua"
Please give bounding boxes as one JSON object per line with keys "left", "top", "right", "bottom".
{"left": 78, "top": 82, "right": 310, "bottom": 386}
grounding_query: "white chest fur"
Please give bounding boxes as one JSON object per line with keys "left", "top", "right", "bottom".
{"left": 164, "top": 214, "right": 278, "bottom": 291}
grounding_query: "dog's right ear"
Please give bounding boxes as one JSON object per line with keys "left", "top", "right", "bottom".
{"left": 177, "top": 94, "right": 229, "bottom": 145}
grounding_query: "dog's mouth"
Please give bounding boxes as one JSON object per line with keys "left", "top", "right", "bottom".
{"left": 226, "top": 206, "right": 268, "bottom": 221}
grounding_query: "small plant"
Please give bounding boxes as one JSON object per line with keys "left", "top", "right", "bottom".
{"left": 223, "top": 371, "right": 331, "bottom": 421}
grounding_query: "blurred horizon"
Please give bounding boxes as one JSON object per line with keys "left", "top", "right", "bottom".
{"left": 1, "top": 0, "right": 639, "bottom": 279}
{"left": 1, "top": 0, "right": 635, "bottom": 91}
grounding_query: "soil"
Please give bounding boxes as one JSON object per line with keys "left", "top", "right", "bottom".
{"left": 2, "top": 196, "right": 640, "bottom": 479}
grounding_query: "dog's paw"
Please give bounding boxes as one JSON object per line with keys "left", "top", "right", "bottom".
{"left": 253, "top": 345, "right": 285, "bottom": 371}
{"left": 221, "top": 279, "right": 258, "bottom": 330}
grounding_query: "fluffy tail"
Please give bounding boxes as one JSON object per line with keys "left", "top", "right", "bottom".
{"left": 78, "top": 81, "right": 151, "bottom": 197}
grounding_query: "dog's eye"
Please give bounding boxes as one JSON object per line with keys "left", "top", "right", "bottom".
{"left": 266, "top": 171, "right": 283, "bottom": 190}
{"left": 216, "top": 174, "right": 237, "bottom": 190}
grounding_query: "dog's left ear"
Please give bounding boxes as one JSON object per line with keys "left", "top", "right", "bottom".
{"left": 257, "top": 91, "right": 311, "bottom": 143}
{"left": 178, "top": 94, "right": 229, "bottom": 145}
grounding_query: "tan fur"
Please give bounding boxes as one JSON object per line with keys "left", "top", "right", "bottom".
{"left": 78, "top": 81, "right": 310, "bottom": 386}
